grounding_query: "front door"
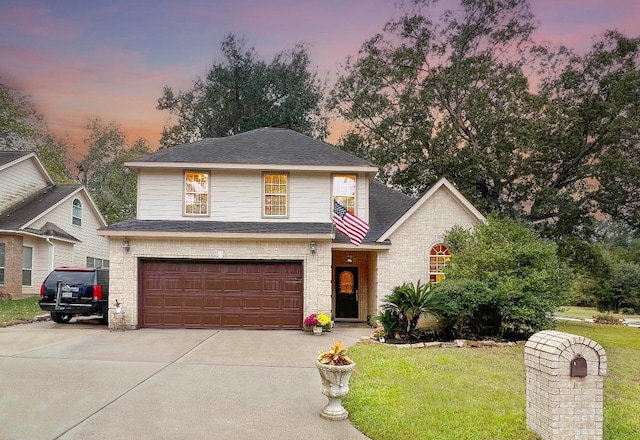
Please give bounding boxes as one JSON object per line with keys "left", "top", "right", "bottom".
{"left": 335, "top": 267, "right": 358, "bottom": 319}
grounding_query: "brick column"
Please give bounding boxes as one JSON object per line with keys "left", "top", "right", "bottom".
{"left": 524, "top": 330, "right": 607, "bottom": 440}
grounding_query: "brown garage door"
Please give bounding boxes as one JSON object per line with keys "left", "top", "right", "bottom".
{"left": 139, "top": 260, "right": 303, "bottom": 329}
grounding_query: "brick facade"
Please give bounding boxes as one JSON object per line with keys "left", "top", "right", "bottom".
{"left": 525, "top": 330, "right": 607, "bottom": 440}
{"left": 108, "top": 237, "right": 332, "bottom": 328}
{"left": 0, "top": 236, "right": 24, "bottom": 298}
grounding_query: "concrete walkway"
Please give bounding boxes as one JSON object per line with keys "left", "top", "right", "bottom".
{"left": 0, "top": 320, "right": 373, "bottom": 440}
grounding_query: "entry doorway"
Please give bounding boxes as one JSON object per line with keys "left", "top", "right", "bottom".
{"left": 335, "top": 266, "right": 358, "bottom": 319}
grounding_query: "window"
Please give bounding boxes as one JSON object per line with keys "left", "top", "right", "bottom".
{"left": 264, "top": 173, "right": 288, "bottom": 217}
{"left": 184, "top": 171, "right": 209, "bottom": 215}
{"left": 86, "top": 257, "right": 110, "bottom": 269}
{"left": 0, "top": 243, "right": 5, "bottom": 285}
{"left": 333, "top": 175, "right": 357, "bottom": 214}
{"left": 22, "top": 246, "right": 33, "bottom": 286}
{"left": 429, "top": 244, "right": 451, "bottom": 284}
{"left": 72, "top": 198, "right": 82, "bottom": 226}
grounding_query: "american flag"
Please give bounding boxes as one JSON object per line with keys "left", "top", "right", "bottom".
{"left": 333, "top": 201, "right": 370, "bottom": 246}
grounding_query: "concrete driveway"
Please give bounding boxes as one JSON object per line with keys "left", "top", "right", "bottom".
{"left": 0, "top": 320, "right": 373, "bottom": 440}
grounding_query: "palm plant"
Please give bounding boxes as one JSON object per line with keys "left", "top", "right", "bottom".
{"left": 381, "top": 280, "right": 445, "bottom": 339}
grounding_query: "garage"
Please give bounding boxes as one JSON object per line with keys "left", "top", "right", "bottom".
{"left": 139, "top": 259, "right": 304, "bottom": 329}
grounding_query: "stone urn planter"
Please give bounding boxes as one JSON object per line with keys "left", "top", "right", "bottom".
{"left": 316, "top": 340, "right": 356, "bottom": 421}
{"left": 316, "top": 360, "right": 356, "bottom": 420}
{"left": 313, "top": 326, "right": 323, "bottom": 335}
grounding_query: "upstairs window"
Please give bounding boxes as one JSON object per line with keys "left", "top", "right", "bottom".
{"left": 429, "top": 244, "right": 451, "bottom": 284}
{"left": 184, "top": 171, "right": 209, "bottom": 215}
{"left": 264, "top": 173, "right": 288, "bottom": 217}
{"left": 72, "top": 198, "right": 82, "bottom": 226}
{"left": 333, "top": 175, "right": 357, "bottom": 214}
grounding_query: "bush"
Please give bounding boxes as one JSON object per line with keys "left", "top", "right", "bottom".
{"left": 439, "top": 215, "right": 572, "bottom": 340}
{"left": 379, "top": 280, "right": 444, "bottom": 340}
{"left": 592, "top": 314, "right": 624, "bottom": 325}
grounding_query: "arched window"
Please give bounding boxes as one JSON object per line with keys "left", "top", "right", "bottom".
{"left": 429, "top": 244, "right": 450, "bottom": 284}
{"left": 72, "top": 199, "right": 82, "bottom": 226}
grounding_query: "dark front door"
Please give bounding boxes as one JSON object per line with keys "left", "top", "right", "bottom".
{"left": 335, "top": 266, "right": 358, "bottom": 319}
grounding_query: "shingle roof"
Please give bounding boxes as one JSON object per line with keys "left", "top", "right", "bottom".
{"left": 24, "top": 221, "right": 79, "bottom": 242}
{"left": 129, "top": 128, "right": 376, "bottom": 168}
{"left": 101, "top": 219, "right": 333, "bottom": 235}
{"left": 0, "top": 185, "right": 80, "bottom": 230}
{"left": 0, "top": 151, "right": 32, "bottom": 167}
{"left": 333, "top": 181, "right": 416, "bottom": 244}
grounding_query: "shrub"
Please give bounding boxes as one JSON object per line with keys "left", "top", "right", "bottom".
{"left": 440, "top": 215, "right": 572, "bottom": 340}
{"left": 592, "top": 314, "right": 624, "bottom": 325}
{"left": 379, "top": 280, "right": 445, "bottom": 340}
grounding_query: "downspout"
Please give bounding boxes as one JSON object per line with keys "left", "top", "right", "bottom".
{"left": 46, "top": 237, "right": 55, "bottom": 272}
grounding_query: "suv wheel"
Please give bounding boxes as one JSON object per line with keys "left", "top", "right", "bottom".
{"left": 51, "top": 311, "right": 72, "bottom": 323}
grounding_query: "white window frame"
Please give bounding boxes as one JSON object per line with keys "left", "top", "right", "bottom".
{"left": 184, "top": 171, "right": 210, "bottom": 216}
{"left": 332, "top": 174, "right": 357, "bottom": 215}
{"left": 263, "top": 172, "right": 289, "bottom": 218}
{"left": 22, "top": 246, "right": 33, "bottom": 286}
{"left": 72, "top": 198, "right": 82, "bottom": 226}
{"left": 429, "top": 243, "right": 451, "bottom": 284}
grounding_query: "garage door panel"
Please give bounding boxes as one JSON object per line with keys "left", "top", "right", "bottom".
{"left": 140, "top": 260, "right": 303, "bottom": 329}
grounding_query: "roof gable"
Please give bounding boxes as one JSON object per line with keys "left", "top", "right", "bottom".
{"left": 126, "top": 128, "right": 378, "bottom": 171}
{"left": 0, "top": 185, "right": 107, "bottom": 231}
{"left": 378, "top": 178, "right": 485, "bottom": 242}
{"left": 0, "top": 150, "right": 54, "bottom": 185}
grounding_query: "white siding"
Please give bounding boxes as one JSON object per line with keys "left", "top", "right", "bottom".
{"left": 136, "top": 168, "right": 360, "bottom": 223}
{"left": 29, "top": 191, "right": 109, "bottom": 268}
{"left": 375, "top": 186, "right": 481, "bottom": 310}
{"left": 0, "top": 158, "right": 49, "bottom": 213}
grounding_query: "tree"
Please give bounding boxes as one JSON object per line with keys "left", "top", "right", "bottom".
{"left": 437, "top": 215, "right": 572, "bottom": 339}
{"left": 157, "top": 34, "right": 328, "bottom": 148}
{"left": 330, "top": 0, "right": 640, "bottom": 237}
{"left": 76, "top": 118, "right": 151, "bottom": 224}
{"left": 0, "top": 80, "right": 73, "bottom": 182}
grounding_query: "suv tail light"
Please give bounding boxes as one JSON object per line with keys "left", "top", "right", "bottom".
{"left": 40, "top": 283, "right": 45, "bottom": 298}
{"left": 92, "top": 285, "right": 103, "bottom": 301}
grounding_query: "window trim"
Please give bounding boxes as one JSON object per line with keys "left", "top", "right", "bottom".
{"left": 183, "top": 170, "right": 210, "bottom": 217}
{"left": 332, "top": 174, "right": 357, "bottom": 215}
{"left": 429, "top": 243, "right": 451, "bottom": 284}
{"left": 72, "top": 198, "right": 82, "bottom": 226}
{"left": 262, "top": 172, "right": 289, "bottom": 218}
{"left": 22, "top": 245, "right": 33, "bottom": 286}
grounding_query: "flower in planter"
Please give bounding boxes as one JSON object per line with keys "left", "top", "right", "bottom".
{"left": 304, "top": 313, "right": 333, "bottom": 331}
{"left": 318, "top": 340, "right": 352, "bottom": 366}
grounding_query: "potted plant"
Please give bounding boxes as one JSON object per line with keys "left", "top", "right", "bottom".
{"left": 316, "top": 340, "right": 356, "bottom": 420}
{"left": 303, "top": 313, "right": 332, "bottom": 334}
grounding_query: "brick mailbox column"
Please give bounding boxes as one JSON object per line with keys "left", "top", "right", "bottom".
{"left": 524, "top": 330, "right": 607, "bottom": 440}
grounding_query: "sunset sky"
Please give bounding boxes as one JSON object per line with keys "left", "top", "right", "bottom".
{"left": 1, "top": 0, "right": 639, "bottom": 155}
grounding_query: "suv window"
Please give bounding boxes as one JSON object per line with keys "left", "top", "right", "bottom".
{"left": 44, "top": 270, "right": 94, "bottom": 288}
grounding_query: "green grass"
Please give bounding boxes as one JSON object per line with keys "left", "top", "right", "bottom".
{"left": 556, "top": 306, "right": 640, "bottom": 320}
{"left": 345, "top": 321, "right": 640, "bottom": 440}
{"left": 0, "top": 297, "right": 43, "bottom": 326}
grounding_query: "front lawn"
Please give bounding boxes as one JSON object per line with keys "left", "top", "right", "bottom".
{"left": 0, "top": 297, "right": 43, "bottom": 326}
{"left": 345, "top": 321, "right": 640, "bottom": 440}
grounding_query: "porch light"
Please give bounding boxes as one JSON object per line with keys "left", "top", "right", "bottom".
{"left": 123, "top": 237, "right": 130, "bottom": 253}
{"left": 310, "top": 241, "right": 316, "bottom": 254}
{"left": 346, "top": 254, "right": 353, "bottom": 264}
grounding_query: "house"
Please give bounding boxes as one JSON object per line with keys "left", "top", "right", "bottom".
{"left": 0, "top": 151, "right": 109, "bottom": 298}
{"left": 98, "top": 128, "right": 484, "bottom": 329}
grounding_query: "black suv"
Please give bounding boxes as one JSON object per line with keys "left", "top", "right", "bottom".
{"left": 39, "top": 267, "right": 109, "bottom": 324}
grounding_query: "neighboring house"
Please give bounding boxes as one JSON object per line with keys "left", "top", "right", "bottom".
{"left": 98, "top": 128, "right": 484, "bottom": 329}
{"left": 0, "top": 151, "right": 109, "bottom": 298}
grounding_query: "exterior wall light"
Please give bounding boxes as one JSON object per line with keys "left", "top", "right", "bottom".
{"left": 310, "top": 241, "right": 316, "bottom": 254}
{"left": 123, "top": 237, "right": 130, "bottom": 252}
